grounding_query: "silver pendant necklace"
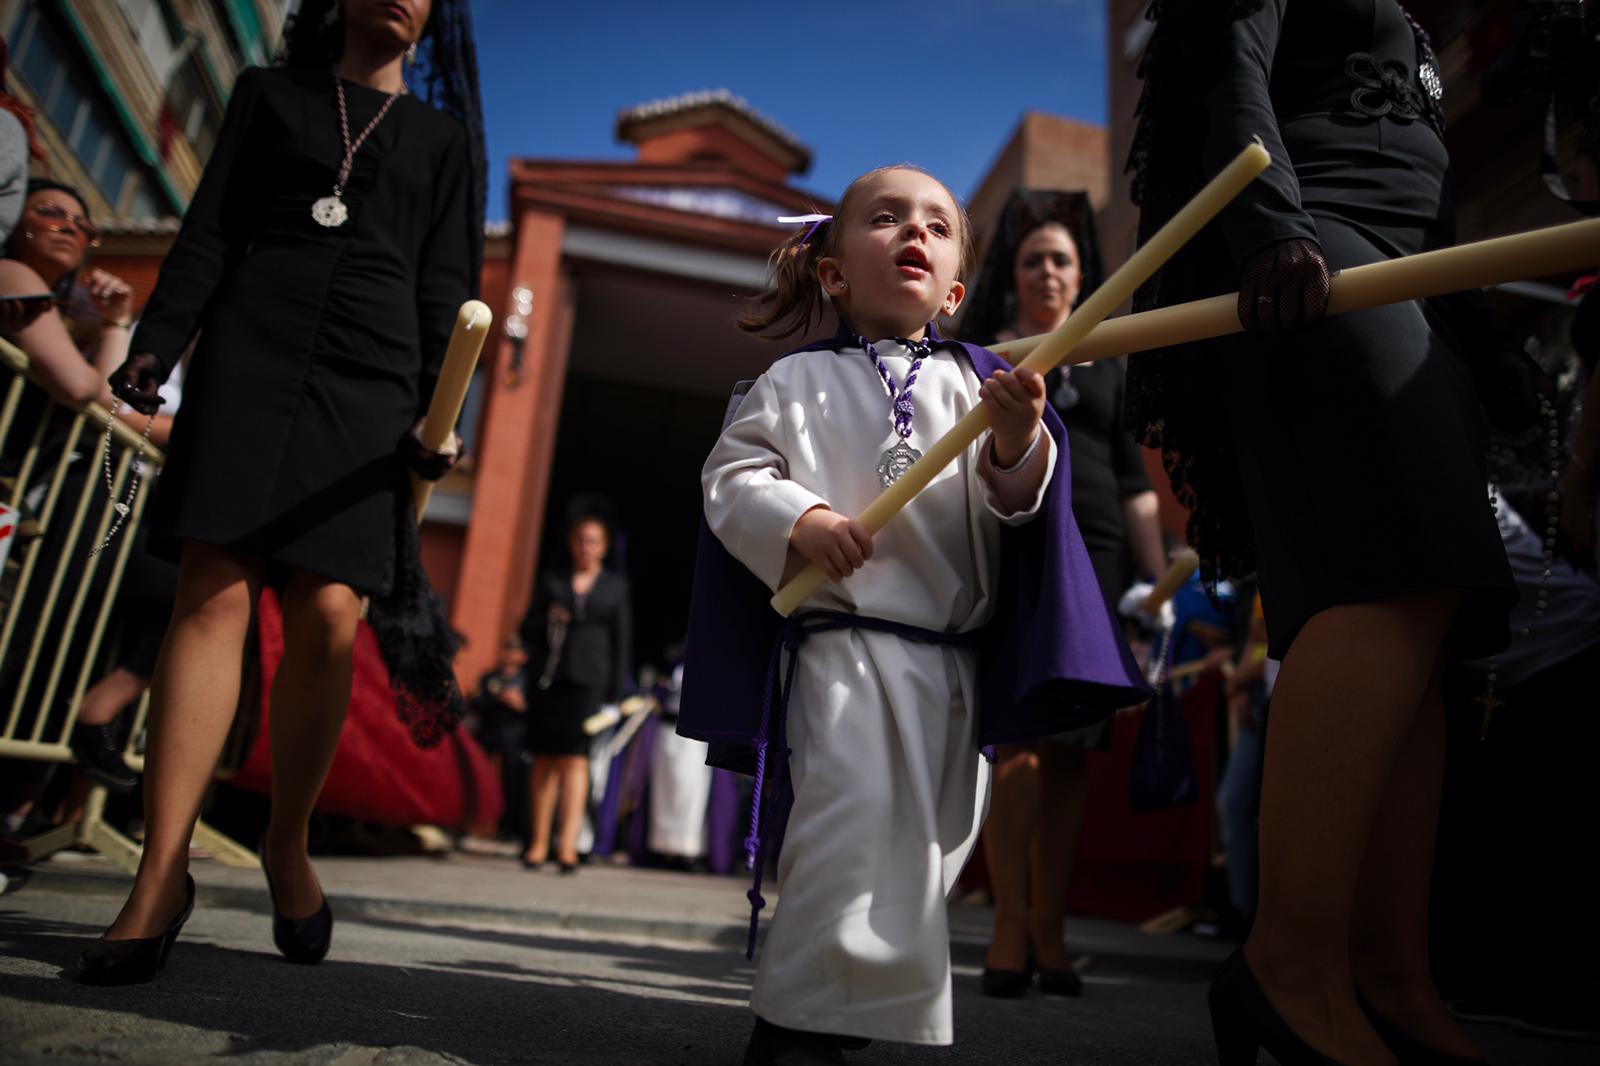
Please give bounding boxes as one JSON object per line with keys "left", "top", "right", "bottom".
{"left": 858, "top": 335, "right": 933, "bottom": 487}
{"left": 313, "top": 74, "right": 407, "bottom": 228}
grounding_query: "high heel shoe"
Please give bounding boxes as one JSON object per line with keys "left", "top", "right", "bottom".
{"left": 260, "top": 838, "right": 333, "bottom": 965}
{"left": 72, "top": 874, "right": 195, "bottom": 985}
{"left": 1208, "top": 950, "right": 1343, "bottom": 1065}
{"left": 1038, "top": 964, "right": 1084, "bottom": 997}
{"left": 981, "top": 944, "right": 1035, "bottom": 999}
{"left": 1357, "top": 991, "right": 1489, "bottom": 1065}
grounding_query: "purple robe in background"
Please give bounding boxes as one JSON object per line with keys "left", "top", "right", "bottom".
{"left": 678, "top": 324, "right": 1150, "bottom": 770}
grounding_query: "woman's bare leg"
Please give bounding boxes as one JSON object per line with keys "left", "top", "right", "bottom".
{"left": 1351, "top": 667, "right": 1483, "bottom": 1058}
{"left": 261, "top": 570, "right": 361, "bottom": 918}
{"left": 105, "top": 541, "right": 261, "bottom": 940}
{"left": 1029, "top": 741, "right": 1090, "bottom": 971}
{"left": 1244, "top": 589, "right": 1462, "bottom": 1065}
{"left": 982, "top": 742, "right": 1040, "bottom": 972}
{"left": 554, "top": 754, "right": 588, "bottom": 865}
{"left": 525, "top": 756, "right": 558, "bottom": 864}
{"left": 74, "top": 668, "right": 148, "bottom": 727}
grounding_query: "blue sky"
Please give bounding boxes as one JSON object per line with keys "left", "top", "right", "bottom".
{"left": 469, "top": 0, "right": 1110, "bottom": 222}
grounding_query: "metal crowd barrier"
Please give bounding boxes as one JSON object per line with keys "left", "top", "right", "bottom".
{"left": 0, "top": 335, "right": 256, "bottom": 872}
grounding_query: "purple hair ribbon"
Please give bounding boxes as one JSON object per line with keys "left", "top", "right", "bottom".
{"left": 777, "top": 213, "right": 832, "bottom": 248}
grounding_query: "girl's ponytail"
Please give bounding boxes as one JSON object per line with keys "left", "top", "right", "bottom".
{"left": 737, "top": 220, "right": 831, "bottom": 339}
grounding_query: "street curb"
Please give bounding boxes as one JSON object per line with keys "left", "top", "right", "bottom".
{"left": 13, "top": 866, "right": 752, "bottom": 952}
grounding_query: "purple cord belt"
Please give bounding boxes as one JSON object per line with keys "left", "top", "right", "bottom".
{"left": 741, "top": 608, "right": 982, "bottom": 959}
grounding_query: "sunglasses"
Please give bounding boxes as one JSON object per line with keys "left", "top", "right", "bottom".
{"left": 27, "top": 202, "right": 101, "bottom": 247}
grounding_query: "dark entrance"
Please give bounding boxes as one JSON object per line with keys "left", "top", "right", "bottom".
{"left": 538, "top": 265, "right": 777, "bottom": 679}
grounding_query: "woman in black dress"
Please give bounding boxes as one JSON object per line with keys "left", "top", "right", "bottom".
{"left": 961, "top": 190, "right": 1167, "bottom": 999}
{"left": 519, "top": 512, "right": 633, "bottom": 873}
{"left": 75, "top": 0, "right": 484, "bottom": 985}
{"left": 1129, "top": 2, "right": 1536, "bottom": 1062}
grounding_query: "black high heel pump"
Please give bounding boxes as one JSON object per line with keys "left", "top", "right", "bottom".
{"left": 1208, "top": 950, "right": 1344, "bottom": 1066}
{"left": 260, "top": 838, "right": 333, "bottom": 965}
{"left": 72, "top": 874, "right": 195, "bottom": 986}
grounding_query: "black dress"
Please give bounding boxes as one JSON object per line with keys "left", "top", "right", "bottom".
{"left": 129, "top": 66, "right": 472, "bottom": 594}
{"left": 1134, "top": 0, "right": 1514, "bottom": 659}
{"left": 519, "top": 569, "right": 633, "bottom": 756}
{"left": 1047, "top": 359, "right": 1154, "bottom": 600}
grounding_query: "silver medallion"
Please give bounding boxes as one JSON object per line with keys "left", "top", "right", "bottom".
{"left": 877, "top": 440, "right": 922, "bottom": 487}
{"left": 311, "top": 194, "right": 349, "bottom": 228}
{"left": 1419, "top": 61, "right": 1443, "bottom": 102}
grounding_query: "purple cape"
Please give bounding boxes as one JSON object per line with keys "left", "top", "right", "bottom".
{"left": 678, "top": 325, "right": 1150, "bottom": 772}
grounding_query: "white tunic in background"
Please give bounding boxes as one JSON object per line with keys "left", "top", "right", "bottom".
{"left": 649, "top": 664, "right": 713, "bottom": 859}
{"left": 703, "top": 340, "right": 1054, "bottom": 1045}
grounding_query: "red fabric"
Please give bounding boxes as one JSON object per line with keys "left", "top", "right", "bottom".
{"left": 1066, "top": 671, "right": 1221, "bottom": 921}
{"left": 227, "top": 590, "right": 502, "bottom": 830}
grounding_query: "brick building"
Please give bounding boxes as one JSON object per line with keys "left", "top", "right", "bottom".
{"left": 438, "top": 91, "right": 831, "bottom": 682}
{"left": 2, "top": 0, "right": 283, "bottom": 220}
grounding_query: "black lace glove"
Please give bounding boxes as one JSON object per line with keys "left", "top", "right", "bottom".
{"left": 109, "top": 353, "right": 165, "bottom": 415}
{"left": 1237, "top": 238, "right": 1331, "bottom": 334}
{"left": 403, "top": 422, "right": 461, "bottom": 481}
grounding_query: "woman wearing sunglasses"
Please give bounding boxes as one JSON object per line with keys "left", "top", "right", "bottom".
{"left": 0, "top": 180, "right": 131, "bottom": 407}
{"left": 0, "top": 180, "right": 150, "bottom": 835}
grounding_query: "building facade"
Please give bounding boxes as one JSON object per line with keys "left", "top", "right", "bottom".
{"left": 2, "top": 0, "right": 283, "bottom": 221}
{"left": 441, "top": 91, "right": 832, "bottom": 682}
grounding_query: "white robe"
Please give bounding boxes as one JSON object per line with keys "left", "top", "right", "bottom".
{"left": 702, "top": 339, "right": 1054, "bottom": 1045}
{"left": 649, "top": 665, "right": 712, "bottom": 859}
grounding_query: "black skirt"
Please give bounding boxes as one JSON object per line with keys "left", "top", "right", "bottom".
{"left": 524, "top": 680, "right": 601, "bottom": 757}
{"left": 1221, "top": 216, "right": 1514, "bottom": 660}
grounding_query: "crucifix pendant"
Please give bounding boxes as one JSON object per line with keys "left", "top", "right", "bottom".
{"left": 877, "top": 440, "right": 922, "bottom": 487}
{"left": 311, "top": 194, "right": 349, "bottom": 228}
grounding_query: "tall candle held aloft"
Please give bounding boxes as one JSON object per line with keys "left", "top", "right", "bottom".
{"left": 412, "top": 300, "right": 492, "bottom": 520}
{"left": 769, "top": 142, "right": 1273, "bottom": 617}
{"left": 990, "top": 216, "right": 1600, "bottom": 365}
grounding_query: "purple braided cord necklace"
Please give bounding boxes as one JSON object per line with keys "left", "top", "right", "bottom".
{"left": 854, "top": 334, "right": 935, "bottom": 486}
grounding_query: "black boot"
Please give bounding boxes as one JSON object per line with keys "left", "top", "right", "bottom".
{"left": 69, "top": 722, "right": 138, "bottom": 793}
{"left": 72, "top": 875, "right": 195, "bottom": 985}
{"left": 742, "top": 1017, "right": 848, "bottom": 1066}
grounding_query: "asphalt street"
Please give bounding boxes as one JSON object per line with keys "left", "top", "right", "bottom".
{"left": 0, "top": 858, "right": 1590, "bottom": 1065}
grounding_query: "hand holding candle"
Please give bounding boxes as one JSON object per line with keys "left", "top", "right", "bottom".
{"left": 768, "top": 142, "right": 1274, "bottom": 617}
{"left": 411, "top": 300, "right": 492, "bottom": 521}
{"left": 989, "top": 217, "right": 1600, "bottom": 365}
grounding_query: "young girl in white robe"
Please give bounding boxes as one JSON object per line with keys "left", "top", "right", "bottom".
{"left": 699, "top": 166, "right": 1059, "bottom": 1063}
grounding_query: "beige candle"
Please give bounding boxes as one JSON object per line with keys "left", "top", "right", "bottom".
{"left": 990, "top": 216, "right": 1600, "bottom": 364}
{"left": 769, "top": 143, "right": 1273, "bottom": 617}
{"left": 1141, "top": 549, "right": 1200, "bottom": 617}
{"left": 411, "top": 300, "right": 492, "bottom": 520}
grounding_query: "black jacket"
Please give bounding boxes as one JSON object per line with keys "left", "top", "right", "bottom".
{"left": 519, "top": 568, "right": 632, "bottom": 703}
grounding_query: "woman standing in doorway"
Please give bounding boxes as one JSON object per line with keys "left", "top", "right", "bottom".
{"left": 73, "top": 0, "right": 485, "bottom": 985}
{"left": 520, "top": 511, "right": 633, "bottom": 874}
